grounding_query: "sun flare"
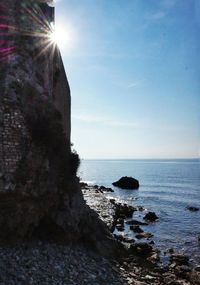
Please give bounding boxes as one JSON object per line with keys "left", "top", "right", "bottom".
{"left": 50, "top": 25, "right": 72, "bottom": 49}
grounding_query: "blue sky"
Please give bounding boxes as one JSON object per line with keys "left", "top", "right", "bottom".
{"left": 55, "top": 0, "right": 200, "bottom": 159}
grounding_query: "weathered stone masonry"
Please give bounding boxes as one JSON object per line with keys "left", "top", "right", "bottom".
{"left": 0, "top": 0, "right": 117, "bottom": 250}
{"left": 0, "top": 0, "right": 71, "bottom": 191}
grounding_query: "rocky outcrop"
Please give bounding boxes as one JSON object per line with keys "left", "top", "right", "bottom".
{"left": 0, "top": 0, "right": 81, "bottom": 243}
{"left": 143, "top": 212, "right": 159, "bottom": 222}
{"left": 112, "top": 176, "right": 139, "bottom": 189}
{"left": 129, "top": 242, "right": 153, "bottom": 257}
{"left": 0, "top": 0, "right": 119, "bottom": 255}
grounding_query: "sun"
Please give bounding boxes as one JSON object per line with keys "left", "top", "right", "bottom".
{"left": 50, "top": 25, "right": 72, "bottom": 49}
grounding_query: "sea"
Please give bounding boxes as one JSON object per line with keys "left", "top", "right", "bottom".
{"left": 79, "top": 159, "right": 200, "bottom": 265}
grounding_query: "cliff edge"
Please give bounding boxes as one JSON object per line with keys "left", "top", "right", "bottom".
{"left": 0, "top": 0, "right": 115, "bottom": 253}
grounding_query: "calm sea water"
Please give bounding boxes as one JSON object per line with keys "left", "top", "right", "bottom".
{"left": 79, "top": 159, "right": 200, "bottom": 264}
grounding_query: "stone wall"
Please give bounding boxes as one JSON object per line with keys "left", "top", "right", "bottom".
{"left": 0, "top": 1, "right": 117, "bottom": 252}
{"left": 0, "top": 100, "right": 28, "bottom": 177}
{"left": 53, "top": 50, "right": 71, "bottom": 141}
{"left": 0, "top": 0, "right": 71, "bottom": 191}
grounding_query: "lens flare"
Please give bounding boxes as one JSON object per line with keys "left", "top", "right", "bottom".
{"left": 49, "top": 26, "right": 69, "bottom": 49}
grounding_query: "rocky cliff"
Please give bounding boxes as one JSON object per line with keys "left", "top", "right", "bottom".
{"left": 0, "top": 0, "right": 113, "bottom": 250}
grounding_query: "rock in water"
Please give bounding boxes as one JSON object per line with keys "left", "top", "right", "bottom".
{"left": 186, "top": 206, "right": 199, "bottom": 212}
{"left": 130, "top": 242, "right": 153, "bottom": 256}
{"left": 143, "top": 212, "right": 159, "bottom": 222}
{"left": 170, "top": 254, "right": 189, "bottom": 266}
{"left": 112, "top": 176, "right": 139, "bottom": 189}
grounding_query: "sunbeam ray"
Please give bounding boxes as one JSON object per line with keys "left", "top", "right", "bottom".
{"left": 0, "top": 1, "right": 56, "bottom": 62}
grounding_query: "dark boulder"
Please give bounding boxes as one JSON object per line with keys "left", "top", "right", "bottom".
{"left": 116, "top": 224, "right": 124, "bottom": 232}
{"left": 186, "top": 206, "right": 199, "bottom": 212}
{"left": 130, "top": 242, "right": 153, "bottom": 256}
{"left": 115, "top": 203, "right": 136, "bottom": 219}
{"left": 147, "top": 252, "right": 160, "bottom": 264}
{"left": 114, "top": 234, "right": 135, "bottom": 244}
{"left": 143, "top": 212, "right": 158, "bottom": 222}
{"left": 135, "top": 232, "right": 154, "bottom": 239}
{"left": 99, "top": 186, "right": 106, "bottom": 190}
{"left": 130, "top": 225, "right": 144, "bottom": 233}
{"left": 99, "top": 186, "right": 114, "bottom": 193}
{"left": 112, "top": 176, "right": 139, "bottom": 189}
{"left": 170, "top": 254, "right": 189, "bottom": 266}
{"left": 80, "top": 182, "right": 88, "bottom": 188}
{"left": 138, "top": 206, "right": 145, "bottom": 211}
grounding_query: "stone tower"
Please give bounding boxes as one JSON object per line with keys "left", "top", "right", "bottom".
{"left": 0, "top": 0, "right": 71, "bottom": 192}
{"left": 0, "top": 1, "right": 117, "bottom": 249}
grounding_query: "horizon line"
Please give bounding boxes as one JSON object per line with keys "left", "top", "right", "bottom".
{"left": 80, "top": 157, "right": 200, "bottom": 160}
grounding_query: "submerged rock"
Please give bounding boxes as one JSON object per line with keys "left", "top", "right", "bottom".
{"left": 130, "top": 242, "right": 153, "bottom": 256}
{"left": 143, "top": 212, "right": 159, "bottom": 222}
{"left": 112, "top": 176, "right": 139, "bottom": 189}
{"left": 186, "top": 206, "right": 199, "bottom": 212}
{"left": 115, "top": 203, "right": 136, "bottom": 219}
{"left": 135, "top": 232, "right": 154, "bottom": 239}
{"left": 130, "top": 225, "right": 144, "bottom": 233}
{"left": 99, "top": 186, "right": 114, "bottom": 192}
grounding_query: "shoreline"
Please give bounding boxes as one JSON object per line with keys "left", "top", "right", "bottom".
{"left": 0, "top": 183, "right": 199, "bottom": 284}
{"left": 81, "top": 175, "right": 200, "bottom": 265}
{"left": 82, "top": 182, "right": 200, "bottom": 284}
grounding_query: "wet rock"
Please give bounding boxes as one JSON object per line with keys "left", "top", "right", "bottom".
{"left": 80, "top": 182, "right": 88, "bottom": 188}
{"left": 99, "top": 186, "right": 114, "bottom": 193}
{"left": 138, "top": 206, "right": 145, "bottom": 211}
{"left": 143, "top": 212, "right": 158, "bottom": 222}
{"left": 116, "top": 224, "right": 124, "bottom": 232}
{"left": 99, "top": 186, "right": 106, "bottom": 190}
{"left": 130, "top": 225, "right": 144, "bottom": 233}
{"left": 195, "top": 265, "right": 200, "bottom": 272}
{"left": 114, "top": 234, "right": 135, "bottom": 244}
{"left": 135, "top": 232, "right": 154, "bottom": 239}
{"left": 123, "top": 237, "right": 135, "bottom": 244}
{"left": 109, "top": 199, "right": 116, "bottom": 204}
{"left": 169, "top": 248, "right": 174, "bottom": 254}
{"left": 114, "top": 234, "right": 124, "bottom": 242}
{"left": 130, "top": 242, "right": 153, "bottom": 257}
{"left": 170, "top": 254, "right": 189, "bottom": 266}
{"left": 126, "top": 219, "right": 148, "bottom": 226}
{"left": 115, "top": 203, "right": 136, "bottom": 219}
{"left": 174, "top": 265, "right": 192, "bottom": 279}
{"left": 186, "top": 206, "right": 199, "bottom": 212}
{"left": 112, "top": 176, "right": 139, "bottom": 190}
{"left": 147, "top": 252, "right": 160, "bottom": 263}
{"left": 117, "top": 218, "right": 124, "bottom": 224}
{"left": 115, "top": 218, "right": 124, "bottom": 232}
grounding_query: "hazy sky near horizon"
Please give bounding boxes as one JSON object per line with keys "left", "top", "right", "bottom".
{"left": 55, "top": 0, "right": 200, "bottom": 159}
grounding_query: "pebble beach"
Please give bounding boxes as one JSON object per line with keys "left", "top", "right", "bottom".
{"left": 0, "top": 184, "right": 200, "bottom": 285}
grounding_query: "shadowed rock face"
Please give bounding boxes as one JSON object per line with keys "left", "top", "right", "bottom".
{"left": 113, "top": 176, "right": 139, "bottom": 189}
{"left": 0, "top": 0, "right": 83, "bottom": 243}
{"left": 0, "top": 1, "right": 118, "bottom": 255}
